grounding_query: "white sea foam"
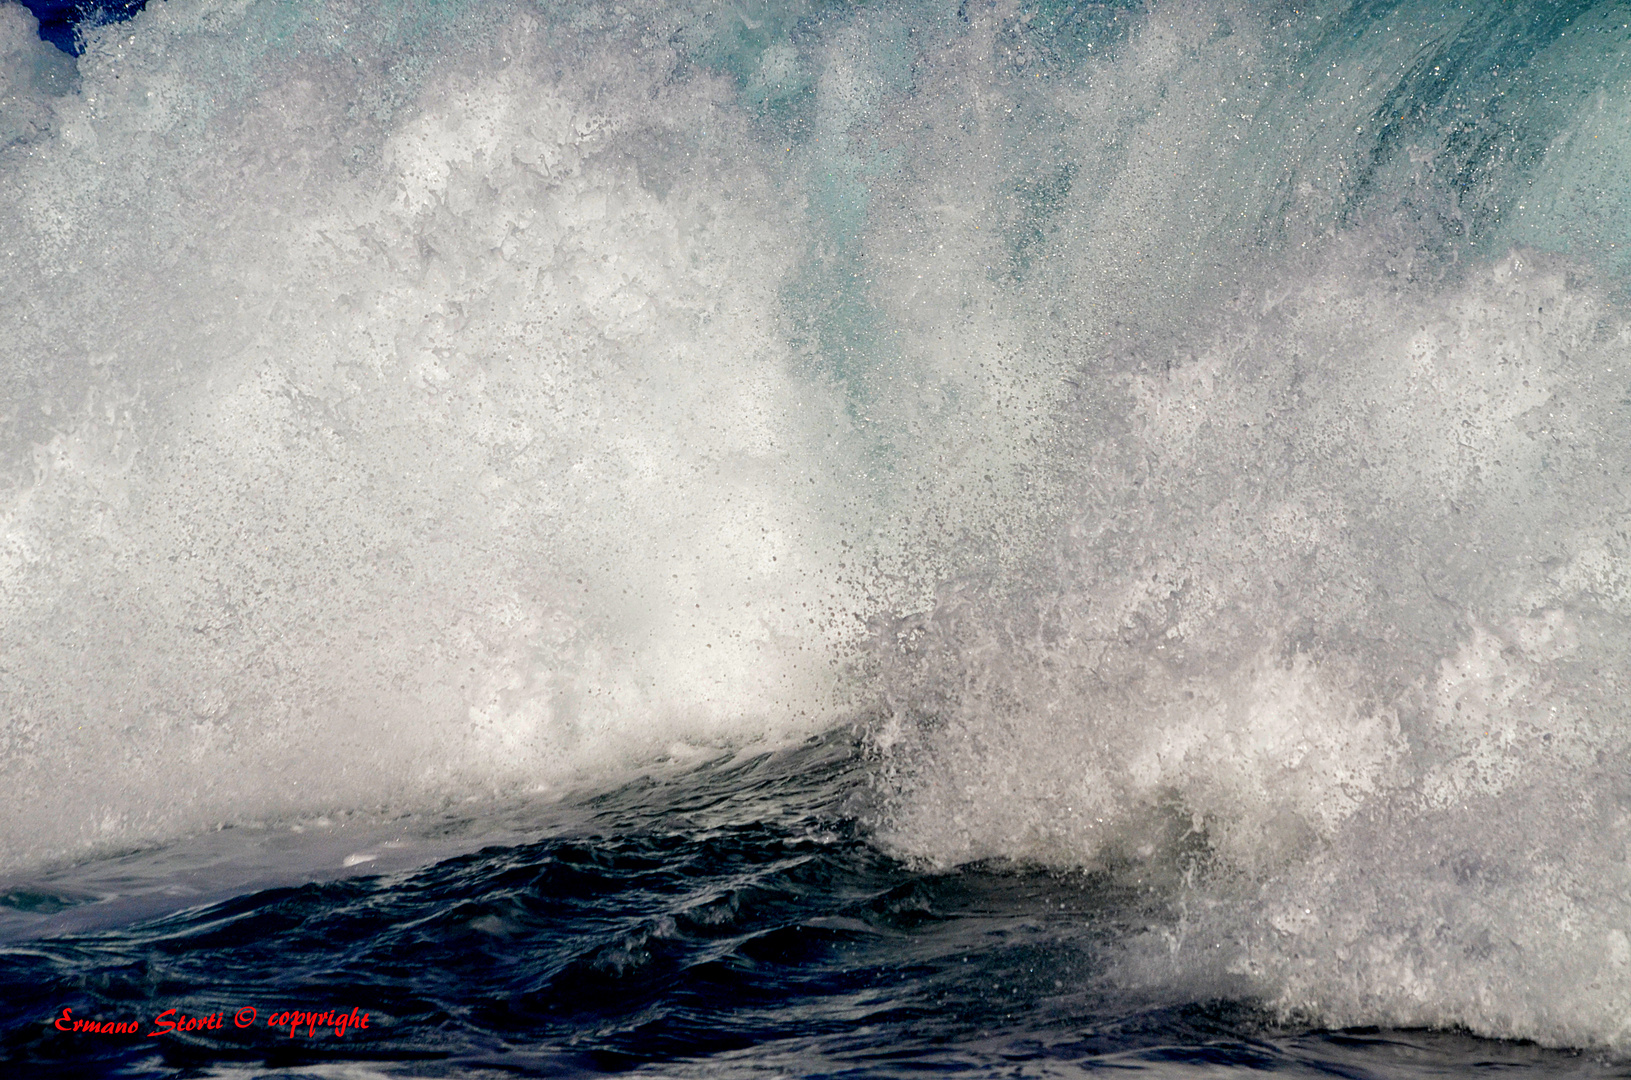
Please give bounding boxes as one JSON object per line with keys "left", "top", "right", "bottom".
{"left": 1, "top": 0, "right": 886, "bottom": 867}
{"left": 850, "top": 0, "right": 1631, "bottom": 1052}
{"left": 868, "top": 245, "right": 1631, "bottom": 1050}
{"left": 0, "top": 0, "right": 1066, "bottom": 867}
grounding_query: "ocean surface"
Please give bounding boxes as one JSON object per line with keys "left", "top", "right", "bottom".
{"left": 2, "top": 0, "right": 1631, "bottom": 1075}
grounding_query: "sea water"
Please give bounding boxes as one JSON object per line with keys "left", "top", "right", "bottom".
{"left": 1, "top": 0, "right": 1629, "bottom": 1075}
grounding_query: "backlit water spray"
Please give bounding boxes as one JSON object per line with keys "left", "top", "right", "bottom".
{"left": 3, "top": 0, "right": 1630, "bottom": 1063}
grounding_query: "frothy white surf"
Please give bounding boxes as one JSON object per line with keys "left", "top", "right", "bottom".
{"left": 3, "top": 0, "right": 1629, "bottom": 1053}
{"left": 1, "top": 0, "right": 1059, "bottom": 865}
{"left": 870, "top": 245, "right": 1631, "bottom": 1049}
{"left": 1, "top": 0, "right": 881, "bottom": 865}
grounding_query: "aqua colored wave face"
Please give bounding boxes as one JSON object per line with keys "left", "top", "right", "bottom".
{"left": 2, "top": 0, "right": 1630, "bottom": 1054}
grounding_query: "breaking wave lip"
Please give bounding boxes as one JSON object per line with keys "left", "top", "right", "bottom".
{"left": 3, "top": 0, "right": 1631, "bottom": 1055}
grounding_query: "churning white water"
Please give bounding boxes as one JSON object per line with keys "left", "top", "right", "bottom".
{"left": 3, "top": 0, "right": 1629, "bottom": 1053}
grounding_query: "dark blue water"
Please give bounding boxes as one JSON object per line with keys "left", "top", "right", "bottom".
{"left": 2, "top": 737, "right": 1623, "bottom": 1077}
{"left": 16, "top": 0, "right": 143, "bottom": 53}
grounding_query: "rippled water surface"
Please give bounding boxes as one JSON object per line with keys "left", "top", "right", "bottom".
{"left": 2, "top": 740, "right": 1624, "bottom": 1077}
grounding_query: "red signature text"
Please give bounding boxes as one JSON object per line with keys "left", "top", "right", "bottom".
{"left": 267, "top": 1008, "right": 370, "bottom": 1038}
{"left": 52, "top": 1005, "right": 373, "bottom": 1038}
{"left": 148, "top": 1008, "right": 224, "bottom": 1037}
{"left": 53, "top": 1009, "right": 140, "bottom": 1035}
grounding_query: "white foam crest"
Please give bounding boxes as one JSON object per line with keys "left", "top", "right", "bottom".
{"left": 1252, "top": 782, "right": 1631, "bottom": 1050}
{"left": 0, "top": 4, "right": 73, "bottom": 149}
{"left": 868, "top": 243, "right": 1631, "bottom": 1049}
{"left": 0, "top": 0, "right": 883, "bottom": 870}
